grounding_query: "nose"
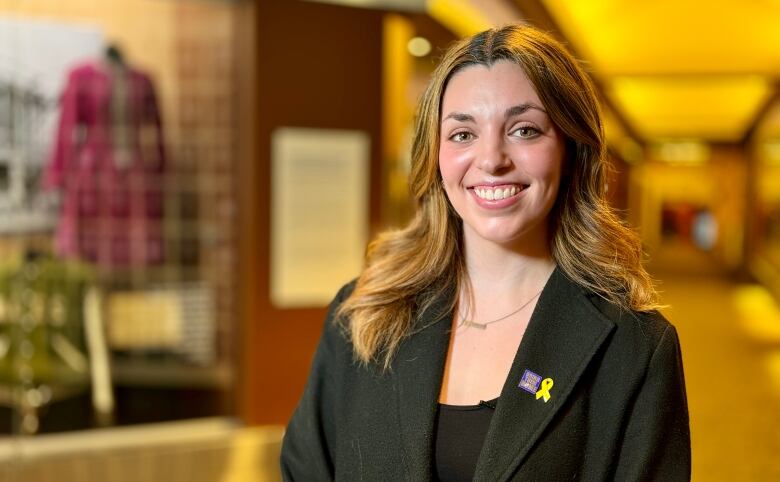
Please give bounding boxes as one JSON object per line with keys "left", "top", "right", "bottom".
{"left": 476, "top": 132, "right": 512, "bottom": 173}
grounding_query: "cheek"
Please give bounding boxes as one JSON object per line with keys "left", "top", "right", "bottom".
{"left": 438, "top": 147, "right": 469, "bottom": 185}
{"left": 524, "top": 145, "right": 564, "bottom": 183}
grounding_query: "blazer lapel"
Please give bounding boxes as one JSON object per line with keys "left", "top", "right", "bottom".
{"left": 473, "top": 268, "right": 616, "bottom": 481}
{"left": 391, "top": 284, "right": 455, "bottom": 481}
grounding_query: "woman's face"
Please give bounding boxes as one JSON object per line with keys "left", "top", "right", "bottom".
{"left": 438, "top": 60, "right": 565, "bottom": 248}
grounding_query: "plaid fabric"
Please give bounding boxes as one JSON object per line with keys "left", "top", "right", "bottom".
{"left": 44, "top": 61, "right": 165, "bottom": 267}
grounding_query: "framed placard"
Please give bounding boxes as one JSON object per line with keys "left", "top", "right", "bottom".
{"left": 271, "top": 127, "right": 369, "bottom": 307}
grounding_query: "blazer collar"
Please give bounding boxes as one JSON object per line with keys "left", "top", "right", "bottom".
{"left": 391, "top": 267, "right": 616, "bottom": 481}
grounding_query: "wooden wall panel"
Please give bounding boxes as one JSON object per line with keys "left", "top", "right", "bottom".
{"left": 239, "top": 0, "right": 384, "bottom": 425}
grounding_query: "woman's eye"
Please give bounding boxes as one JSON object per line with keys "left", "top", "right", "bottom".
{"left": 512, "top": 126, "right": 540, "bottom": 139}
{"left": 450, "top": 131, "right": 474, "bottom": 142}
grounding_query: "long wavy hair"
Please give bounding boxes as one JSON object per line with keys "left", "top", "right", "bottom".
{"left": 337, "top": 24, "right": 659, "bottom": 369}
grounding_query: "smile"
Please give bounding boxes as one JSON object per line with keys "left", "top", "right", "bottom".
{"left": 471, "top": 184, "right": 526, "bottom": 201}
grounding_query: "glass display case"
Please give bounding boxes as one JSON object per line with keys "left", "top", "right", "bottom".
{"left": 0, "top": 0, "right": 243, "bottom": 436}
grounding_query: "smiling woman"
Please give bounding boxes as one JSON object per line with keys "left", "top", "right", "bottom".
{"left": 281, "top": 24, "right": 691, "bottom": 481}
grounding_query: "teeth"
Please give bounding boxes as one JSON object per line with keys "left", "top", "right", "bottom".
{"left": 474, "top": 186, "right": 520, "bottom": 200}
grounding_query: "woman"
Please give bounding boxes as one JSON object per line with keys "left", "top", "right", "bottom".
{"left": 281, "top": 24, "right": 690, "bottom": 481}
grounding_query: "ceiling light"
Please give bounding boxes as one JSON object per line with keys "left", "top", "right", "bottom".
{"left": 407, "top": 37, "right": 431, "bottom": 57}
{"left": 650, "top": 140, "right": 710, "bottom": 165}
{"left": 762, "top": 139, "right": 780, "bottom": 165}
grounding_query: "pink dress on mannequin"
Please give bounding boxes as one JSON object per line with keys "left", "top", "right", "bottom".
{"left": 44, "top": 60, "right": 165, "bottom": 267}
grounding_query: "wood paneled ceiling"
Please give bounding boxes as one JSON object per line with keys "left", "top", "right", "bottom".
{"left": 425, "top": 0, "right": 780, "bottom": 143}
{"left": 304, "top": 0, "right": 780, "bottom": 143}
{"left": 539, "top": 0, "right": 780, "bottom": 142}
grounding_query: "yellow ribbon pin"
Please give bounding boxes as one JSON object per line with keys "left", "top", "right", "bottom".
{"left": 535, "top": 378, "right": 554, "bottom": 403}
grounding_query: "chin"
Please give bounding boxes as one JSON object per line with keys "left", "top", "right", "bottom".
{"left": 468, "top": 219, "right": 550, "bottom": 248}
{"left": 472, "top": 226, "right": 526, "bottom": 245}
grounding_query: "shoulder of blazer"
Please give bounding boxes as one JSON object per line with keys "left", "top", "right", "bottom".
{"left": 579, "top": 285, "right": 675, "bottom": 354}
{"left": 320, "top": 278, "right": 455, "bottom": 355}
{"left": 319, "top": 279, "right": 358, "bottom": 354}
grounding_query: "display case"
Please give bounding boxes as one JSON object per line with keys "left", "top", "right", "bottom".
{"left": 0, "top": 0, "right": 245, "bottom": 435}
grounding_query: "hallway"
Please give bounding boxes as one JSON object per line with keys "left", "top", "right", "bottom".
{"left": 657, "top": 271, "right": 780, "bottom": 480}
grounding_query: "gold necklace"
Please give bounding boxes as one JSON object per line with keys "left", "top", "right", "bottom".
{"left": 459, "top": 289, "right": 542, "bottom": 330}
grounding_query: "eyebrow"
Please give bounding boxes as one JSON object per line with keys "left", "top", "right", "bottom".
{"left": 442, "top": 103, "right": 547, "bottom": 124}
{"left": 505, "top": 103, "right": 547, "bottom": 117}
{"left": 442, "top": 112, "right": 476, "bottom": 123}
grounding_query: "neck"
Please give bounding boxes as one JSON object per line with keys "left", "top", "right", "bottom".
{"left": 461, "top": 227, "right": 555, "bottom": 303}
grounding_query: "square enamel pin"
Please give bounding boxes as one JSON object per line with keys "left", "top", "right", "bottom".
{"left": 518, "top": 369, "right": 542, "bottom": 395}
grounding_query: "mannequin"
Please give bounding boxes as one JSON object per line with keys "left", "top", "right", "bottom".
{"left": 44, "top": 42, "right": 166, "bottom": 268}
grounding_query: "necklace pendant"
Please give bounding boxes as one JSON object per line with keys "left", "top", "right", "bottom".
{"left": 461, "top": 319, "right": 487, "bottom": 330}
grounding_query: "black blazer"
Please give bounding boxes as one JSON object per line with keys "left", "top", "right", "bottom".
{"left": 281, "top": 268, "right": 691, "bottom": 481}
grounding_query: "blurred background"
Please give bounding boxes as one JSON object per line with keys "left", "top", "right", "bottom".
{"left": 0, "top": 0, "right": 778, "bottom": 480}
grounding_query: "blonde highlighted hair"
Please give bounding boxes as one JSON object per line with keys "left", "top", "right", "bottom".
{"left": 337, "top": 24, "right": 659, "bottom": 369}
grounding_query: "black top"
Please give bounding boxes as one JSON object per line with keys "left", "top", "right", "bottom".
{"left": 434, "top": 399, "right": 498, "bottom": 482}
